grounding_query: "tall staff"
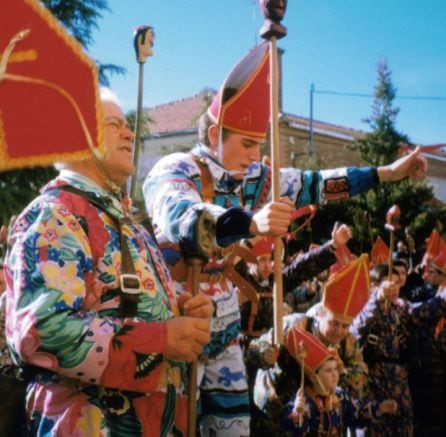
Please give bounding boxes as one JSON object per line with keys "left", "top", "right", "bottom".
{"left": 259, "top": 0, "right": 288, "bottom": 345}
{"left": 385, "top": 204, "right": 401, "bottom": 310}
{"left": 186, "top": 257, "right": 204, "bottom": 437}
{"left": 130, "top": 26, "right": 154, "bottom": 198}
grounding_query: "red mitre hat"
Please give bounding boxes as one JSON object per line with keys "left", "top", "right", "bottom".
{"left": 432, "top": 249, "right": 446, "bottom": 275}
{"left": 329, "top": 244, "right": 357, "bottom": 278}
{"left": 371, "top": 236, "right": 391, "bottom": 266}
{"left": 286, "top": 326, "right": 334, "bottom": 373}
{"left": 425, "top": 230, "right": 446, "bottom": 259}
{"left": 208, "top": 42, "right": 270, "bottom": 139}
{"left": 250, "top": 235, "right": 274, "bottom": 257}
{"left": 0, "top": 0, "right": 104, "bottom": 171}
{"left": 323, "top": 254, "right": 370, "bottom": 322}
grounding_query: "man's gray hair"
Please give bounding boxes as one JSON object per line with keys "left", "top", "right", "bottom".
{"left": 99, "top": 86, "right": 120, "bottom": 105}
{"left": 306, "top": 302, "right": 326, "bottom": 320}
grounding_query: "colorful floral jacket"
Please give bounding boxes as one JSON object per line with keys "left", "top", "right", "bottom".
{"left": 0, "top": 293, "right": 13, "bottom": 369}
{"left": 350, "top": 290, "right": 446, "bottom": 436}
{"left": 4, "top": 171, "right": 187, "bottom": 436}
{"left": 143, "top": 144, "right": 379, "bottom": 359}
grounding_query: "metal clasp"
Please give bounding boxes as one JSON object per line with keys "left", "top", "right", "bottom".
{"left": 120, "top": 274, "right": 141, "bottom": 294}
{"left": 367, "top": 334, "right": 379, "bottom": 346}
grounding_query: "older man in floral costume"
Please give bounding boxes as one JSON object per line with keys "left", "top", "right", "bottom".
{"left": 4, "top": 88, "right": 213, "bottom": 436}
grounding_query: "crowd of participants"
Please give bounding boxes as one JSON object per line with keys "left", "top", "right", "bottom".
{"left": 0, "top": 31, "right": 439, "bottom": 437}
{"left": 2, "top": 217, "right": 446, "bottom": 436}
{"left": 235, "top": 227, "right": 446, "bottom": 436}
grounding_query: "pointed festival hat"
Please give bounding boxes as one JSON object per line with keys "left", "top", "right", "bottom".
{"left": 0, "top": 0, "right": 104, "bottom": 171}
{"left": 371, "top": 236, "right": 391, "bottom": 266}
{"left": 249, "top": 235, "right": 274, "bottom": 258}
{"left": 323, "top": 254, "right": 370, "bottom": 322}
{"left": 432, "top": 249, "right": 446, "bottom": 275}
{"left": 329, "top": 243, "right": 357, "bottom": 278}
{"left": 425, "top": 230, "right": 446, "bottom": 259}
{"left": 208, "top": 42, "right": 270, "bottom": 139}
{"left": 286, "top": 326, "right": 334, "bottom": 374}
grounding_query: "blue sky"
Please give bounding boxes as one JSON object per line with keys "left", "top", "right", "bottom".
{"left": 89, "top": 0, "right": 446, "bottom": 145}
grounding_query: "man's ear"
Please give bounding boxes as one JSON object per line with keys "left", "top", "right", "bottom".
{"left": 208, "top": 124, "right": 219, "bottom": 150}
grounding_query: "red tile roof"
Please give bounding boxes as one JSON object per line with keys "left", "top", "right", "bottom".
{"left": 422, "top": 144, "right": 446, "bottom": 157}
{"left": 144, "top": 90, "right": 365, "bottom": 140}
{"left": 399, "top": 143, "right": 446, "bottom": 158}
{"left": 282, "top": 113, "right": 365, "bottom": 138}
{"left": 144, "top": 92, "right": 444, "bottom": 153}
{"left": 145, "top": 91, "right": 215, "bottom": 135}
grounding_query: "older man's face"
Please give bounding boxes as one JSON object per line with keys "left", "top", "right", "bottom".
{"left": 319, "top": 312, "right": 351, "bottom": 345}
{"left": 100, "top": 100, "right": 136, "bottom": 186}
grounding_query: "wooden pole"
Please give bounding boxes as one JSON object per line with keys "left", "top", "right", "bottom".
{"left": 298, "top": 341, "right": 306, "bottom": 426}
{"left": 186, "top": 257, "right": 204, "bottom": 437}
{"left": 130, "top": 26, "right": 154, "bottom": 198}
{"left": 269, "top": 36, "right": 284, "bottom": 345}
{"left": 260, "top": 0, "right": 288, "bottom": 346}
{"left": 385, "top": 205, "right": 401, "bottom": 311}
{"left": 130, "top": 61, "right": 144, "bottom": 198}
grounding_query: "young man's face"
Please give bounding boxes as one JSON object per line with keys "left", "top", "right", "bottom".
{"left": 210, "top": 127, "right": 263, "bottom": 180}
{"left": 256, "top": 254, "right": 273, "bottom": 281}
{"left": 394, "top": 265, "right": 407, "bottom": 287}
{"left": 315, "top": 358, "right": 339, "bottom": 393}
{"left": 101, "top": 100, "right": 135, "bottom": 186}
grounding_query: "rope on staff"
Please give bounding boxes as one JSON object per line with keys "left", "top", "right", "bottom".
{"left": 259, "top": 0, "right": 288, "bottom": 346}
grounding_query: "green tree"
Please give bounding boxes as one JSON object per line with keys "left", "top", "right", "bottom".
{"left": 0, "top": 0, "right": 124, "bottom": 227}
{"left": 342, "top": 58, "right": 444, "bottom": 255}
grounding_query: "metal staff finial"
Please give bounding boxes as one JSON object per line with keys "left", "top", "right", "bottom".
{"left": 129, "top": 25, "right": 155, "bottom": 199}
{"left": 259, "top": 0, "right": 288, "bottom": 39}
{"left": 259, "top": 0, "right": 288, "bottom": 345}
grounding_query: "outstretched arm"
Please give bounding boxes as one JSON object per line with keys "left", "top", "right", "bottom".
{"left": 377, "top": 147, "right": 427, "bottom": 182}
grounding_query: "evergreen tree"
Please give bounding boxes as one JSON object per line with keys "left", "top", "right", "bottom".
{"left": 311, "top": 58, "right": 445, "bottom": 256}
{"left": 348, "top": 58, "right": 444, "bottom": 254}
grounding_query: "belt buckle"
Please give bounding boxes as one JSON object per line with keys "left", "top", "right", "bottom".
{"left": 367, "top": 334, "right": 379, "bottom": 345}
{"left": 120, "top": 274, "right": 141, "bottom": 294}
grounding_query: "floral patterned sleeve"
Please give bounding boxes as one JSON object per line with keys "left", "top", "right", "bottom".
{"left": 340, "top": 334, "right": 369, "bottom": 398}
{"left": 409, "top": 290, "right": 446, "bottom": 327}
{"left": 5, "top": 196, "right": 180, "bottom": 393}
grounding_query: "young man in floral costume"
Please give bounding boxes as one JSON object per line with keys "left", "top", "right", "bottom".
{"left": 4, "top": 89, "right": 213, "bottom": 436}
{"left": 143, "top": 40, "right": 427, "bottom": 436}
